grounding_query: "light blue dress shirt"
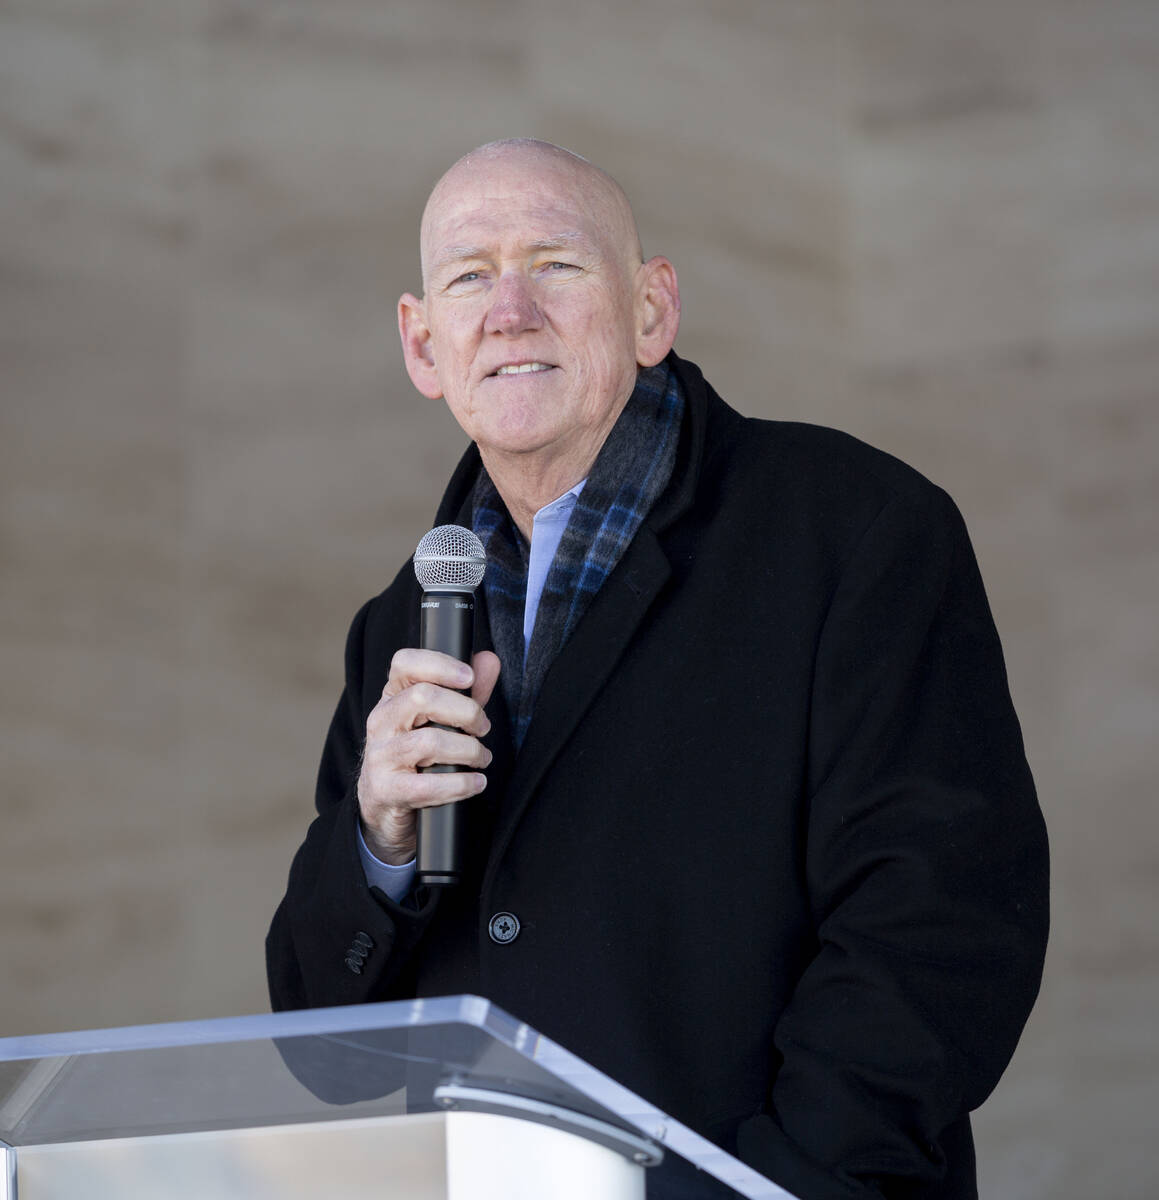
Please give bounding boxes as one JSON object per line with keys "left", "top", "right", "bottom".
{"left": 358, "top": 480, "right": 587, "bottom": 900}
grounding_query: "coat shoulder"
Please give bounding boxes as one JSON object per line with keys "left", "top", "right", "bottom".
{"left": 673, "top": 355, "right": 955, "bottom": 519}
{"left": 731, "top": 410, "right": 950, "bottom": 511}
{"left": 699, "top": 399, "right": 964, "bottom": 559}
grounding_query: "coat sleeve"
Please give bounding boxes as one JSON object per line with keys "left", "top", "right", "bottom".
{"left": 265, "top": 595, "right": 437, "bottom": 1014}
{"left": 740, "top": 485, "right": 1049, "bottom": 1195}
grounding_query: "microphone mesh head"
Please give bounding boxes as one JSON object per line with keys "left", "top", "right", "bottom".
{"left": 413, "top": 524, "right": 487, "bottom": 592}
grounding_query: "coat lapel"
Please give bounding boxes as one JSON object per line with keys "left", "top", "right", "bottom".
{"left": 482, "top": 525, "right": 672, "bottom": 892}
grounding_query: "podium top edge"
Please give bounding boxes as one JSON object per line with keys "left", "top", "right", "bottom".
{"left": 0, "top": 995, "right": 503, "bottom": 1062}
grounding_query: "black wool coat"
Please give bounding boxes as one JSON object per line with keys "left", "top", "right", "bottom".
{"left": 267, "top": 353, "right": 1049, "bottom": 1200}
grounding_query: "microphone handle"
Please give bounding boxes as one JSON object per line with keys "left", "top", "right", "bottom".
{"left": 417, "top": 591, "right": 475, "bottom": 886}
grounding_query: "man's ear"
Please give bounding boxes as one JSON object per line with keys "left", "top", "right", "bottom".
{"left": 398, "top": 292, "right": 444, "bottom": 400}
{"left": 634, "top": 256, "right": 681, "bottom": 368}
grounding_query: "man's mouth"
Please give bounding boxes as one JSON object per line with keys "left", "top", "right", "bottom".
{"left": 492, "top": 362, "right": 554, "bottom": 376}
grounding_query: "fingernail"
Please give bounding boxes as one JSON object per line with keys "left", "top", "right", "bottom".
{"left": 456, "top": 664, "right": 473, "bottom": 684}
{"left": 474, "top": 774, "right": 488, "bottom": 792}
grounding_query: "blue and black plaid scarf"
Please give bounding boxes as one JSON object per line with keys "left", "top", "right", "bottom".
{"left": 472, "top": 360, "right": 684, "bottom": 749}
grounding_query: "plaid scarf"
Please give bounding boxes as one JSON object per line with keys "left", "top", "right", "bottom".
{"left": 472, "top": 360, "right": 684, "bottom": 749}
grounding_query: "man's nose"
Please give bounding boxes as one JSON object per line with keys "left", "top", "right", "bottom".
{"left": 483, "top": 272, "right": 543, "bottom": 335}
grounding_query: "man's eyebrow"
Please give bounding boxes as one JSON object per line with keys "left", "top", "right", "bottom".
{"left": 430, "top": 232, "right": 590, "bottom": 274}
{"left": 431, "top": 245, "right": 487, "bottom": 272}
{"left": 526, "top": 233, "right": 587, "bottom": 252}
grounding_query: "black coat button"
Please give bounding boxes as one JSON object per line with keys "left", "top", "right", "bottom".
{"left": 354, "top": 931, "right": 374, "bottom": 950}
{"left": 344, "top": 954, "right": 363, "bottom": 975}
{"left": 488, "top": 912, "right": 520, "bottom": 944}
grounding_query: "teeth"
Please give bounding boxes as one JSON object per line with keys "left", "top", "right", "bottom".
{"left": 496, "top": 362, "right": 551, "bottom": 375}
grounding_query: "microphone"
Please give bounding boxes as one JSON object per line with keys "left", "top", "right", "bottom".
{"left": 413, "top": 524, "right": 487, "bottom": 887}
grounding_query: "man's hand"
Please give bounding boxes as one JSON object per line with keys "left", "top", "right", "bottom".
{"left": 357, "top": 648, "right": 501, "bottom": 865}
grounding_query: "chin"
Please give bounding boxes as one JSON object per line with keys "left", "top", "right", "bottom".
{"left": 477, "top": 414, "right": 564, "bottom": 457}
{"left": 483, "top": 431, "right": 561, "bottom": 459}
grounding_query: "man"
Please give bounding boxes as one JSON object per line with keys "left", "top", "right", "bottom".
{"left": 267, "top": 140, "right": 1049, "bottom": 1199}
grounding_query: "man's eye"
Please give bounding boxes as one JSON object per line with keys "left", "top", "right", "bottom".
{"left": 454, "top": 271, "right": 480, "bottom": 285}
{"left": 546, "top": 261, "right": 578, "bottom": 272}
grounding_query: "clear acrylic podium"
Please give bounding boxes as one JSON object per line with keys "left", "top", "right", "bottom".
{"left": 0, "top": 995, "right": 797, "bottom": 1199}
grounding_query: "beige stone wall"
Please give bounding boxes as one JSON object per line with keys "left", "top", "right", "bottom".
{"left": 2, "top": 2, "right": 1156, "bottom": 1195}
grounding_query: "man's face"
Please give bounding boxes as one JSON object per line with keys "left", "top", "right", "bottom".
{"left": 401, "top": 151, "right": 648, "bottom": 473}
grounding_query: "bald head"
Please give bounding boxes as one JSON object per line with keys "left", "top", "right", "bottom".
{"left": 419, "top": 139, "right": 643, "bottom": 292}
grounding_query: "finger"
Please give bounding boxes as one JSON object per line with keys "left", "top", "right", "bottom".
{"left": 397, "top": 725, "right": 493, "bottom": 772}
{"left": 362, "top": 767, "right": 487, "bottom": 820}
{"left": 470, "top": 650, "right": 502, "bottom": 707}
{"left": 379, "top": 682, "right": 490, "bottom": 739}
{"left": 389, "top": 769, "right": 488, "bottom": 810}
{"left": 386, "top": 647, "right": 474, "bottom": 695}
